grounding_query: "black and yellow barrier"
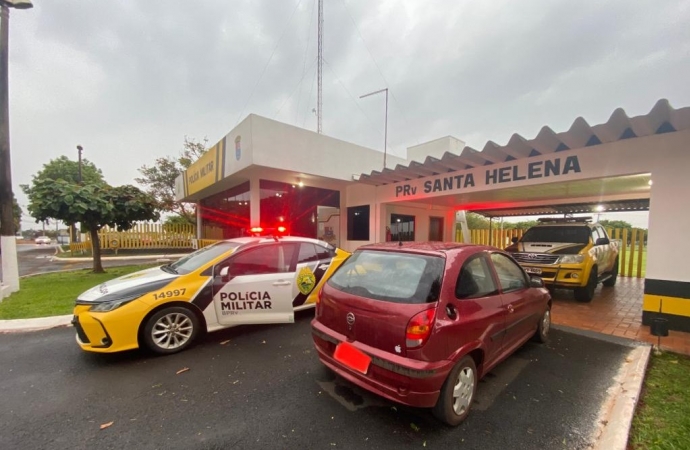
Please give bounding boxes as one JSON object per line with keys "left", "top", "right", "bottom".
{"left": 643, "top": 279, "right": 690, "bottom": 332}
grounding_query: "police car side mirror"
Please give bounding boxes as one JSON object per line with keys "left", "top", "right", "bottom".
{"left": 595, "top": 237, "right": 609, "bottom": 246}
{"left": 219, "top": 266, "right": 229, "bottom": 282}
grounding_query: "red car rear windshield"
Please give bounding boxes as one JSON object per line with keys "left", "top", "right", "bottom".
{"left": 328, "top": 250, "right": 444, "bottom": 304}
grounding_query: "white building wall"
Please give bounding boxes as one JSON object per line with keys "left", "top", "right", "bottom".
{"left": 249, "top": 115, "right": 406, "bottom": 180}
{"left": 342, "top": 183, "right": 378, "bottom": 252}
{"left": 371, "top": 130, "right": 690, "bottom": 289}
{"left": 384, "top": 203, "right": 455, "bottom": 243}
{"left": 645, "top": 134, "right": 690, "bottom": 284}
{"left": 406, "top": 136, "right": 465, "bottom": 163}
{"left": 223, "top": 116, "right": 255, "bottom": 177}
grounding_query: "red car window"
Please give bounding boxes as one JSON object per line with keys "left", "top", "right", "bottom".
{"left": 455, "top": 255, "right": 499, "bottom": 299}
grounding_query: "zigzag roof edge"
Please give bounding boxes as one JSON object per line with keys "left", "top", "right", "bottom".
{"left": 358, "top": 99, "right": 690, "bottom": 182}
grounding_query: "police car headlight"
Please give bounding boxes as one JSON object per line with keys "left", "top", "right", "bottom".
{"left": 557, "top": 255, "right": 585, "bottom": 264}
{"left": 90, "top": 296, "right": 139, "bottom": 312}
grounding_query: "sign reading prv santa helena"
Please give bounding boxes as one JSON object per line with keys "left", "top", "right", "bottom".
{"left": 394, "top": 155, "right": 582, "bottom": 197}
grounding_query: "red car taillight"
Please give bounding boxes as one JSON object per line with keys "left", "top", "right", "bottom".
{"left": 405, "top": 308, "right": 436, "bottom": 349}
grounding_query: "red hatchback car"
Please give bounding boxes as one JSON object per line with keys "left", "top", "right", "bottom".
{"left": 311, "top": 242, "right": 551, "bottom": 425}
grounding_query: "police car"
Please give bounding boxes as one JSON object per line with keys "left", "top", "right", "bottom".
{"left": 72, "top": 236, "right": 350, "bottom": 355}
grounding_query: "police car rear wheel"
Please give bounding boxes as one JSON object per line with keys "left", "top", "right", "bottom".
{"left": 144, "top": 307, "right": 199, "bottom": 354}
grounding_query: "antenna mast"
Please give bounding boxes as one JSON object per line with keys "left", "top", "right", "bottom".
{"left": 317, "top": 0, "right": 323, "bottom": 134}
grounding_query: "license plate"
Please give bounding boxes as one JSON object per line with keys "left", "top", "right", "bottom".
{"left": 525, "top": 267, "right": 542, "bottom": 275}
{"left": 334, "top": 342, "right": 371, "bottom": 375}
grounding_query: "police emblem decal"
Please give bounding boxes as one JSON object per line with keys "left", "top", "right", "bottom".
{"left": 235, "top": 135, "right": 242, "bottom": 161}
{"left": 297, "top": 266, "right": 317, "bottom": 295}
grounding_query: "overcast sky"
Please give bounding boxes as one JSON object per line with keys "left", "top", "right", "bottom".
{"left": 9, "top": 0, "right": 689, "bottom": 230}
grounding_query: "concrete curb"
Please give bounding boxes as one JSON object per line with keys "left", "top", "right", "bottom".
{"left": 589, "top": 344, "right": 651, "bottom": 450}
{"left": 0, "top": 314, "right": 73, "bottom": 333}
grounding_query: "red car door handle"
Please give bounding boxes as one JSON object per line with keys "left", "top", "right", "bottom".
{"left": 507, "top": 304, "right": 515, "bottom": 313}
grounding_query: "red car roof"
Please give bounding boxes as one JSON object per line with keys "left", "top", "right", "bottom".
{"left": 358, "top": 241, "right": 496, "bottom": 257}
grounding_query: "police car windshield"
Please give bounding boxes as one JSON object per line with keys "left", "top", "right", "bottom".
{"left": 521, "top": 226, "right": 590, "bottom": 244}
{"left": 169, "top": 242, "right": 241, "bottom": 274}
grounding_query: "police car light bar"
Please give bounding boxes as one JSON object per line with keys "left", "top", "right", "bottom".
{"left": 248, "top": 226, "right": 288, "bottom": 237}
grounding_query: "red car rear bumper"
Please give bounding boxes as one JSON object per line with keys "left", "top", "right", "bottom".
{"left": 311, "top": 319, "right": 453, "bottom": 408}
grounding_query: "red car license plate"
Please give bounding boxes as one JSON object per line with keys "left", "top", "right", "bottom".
{"left": 334, "top": 342, "right": 371, "bottom": 375}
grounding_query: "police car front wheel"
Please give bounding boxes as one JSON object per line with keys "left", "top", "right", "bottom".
{"left": 143, "top": 307, "right": 199, "bottom": 354}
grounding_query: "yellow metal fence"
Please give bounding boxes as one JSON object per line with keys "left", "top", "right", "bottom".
{"left": 69, "top": 241, "right": 92, "bottom": 254}
{"left": 456, "top": 227, "right": 647, "bottom": 279}
{"left": 97, "top": 223, "right": 196, "bottom": 250}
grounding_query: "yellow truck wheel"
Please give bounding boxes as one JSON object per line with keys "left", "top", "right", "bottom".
{"left": 603, "top": 258, "right": 619, "bottom": 287}
{"left": 575, "top": 268, "right": 597, "bottom": 303}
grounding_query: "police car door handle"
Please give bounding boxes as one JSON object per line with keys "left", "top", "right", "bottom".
{"left": 272, "top": 281, "right": 291, "bottom": 286}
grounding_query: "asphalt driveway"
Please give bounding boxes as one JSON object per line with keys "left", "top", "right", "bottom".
{"left": 0, "top": 244, "right": 168, "bottom": 278}
{"left": 0, "top": 311, "right": 634, "bottom": 450}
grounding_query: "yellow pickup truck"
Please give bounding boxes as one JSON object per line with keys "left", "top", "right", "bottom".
{"left": 505, "top": 218, "right": 620, "bottom": 302}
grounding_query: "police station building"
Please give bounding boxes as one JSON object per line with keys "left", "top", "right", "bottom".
{"left": 175, "top": 99, "right": 690, "bottom": 332}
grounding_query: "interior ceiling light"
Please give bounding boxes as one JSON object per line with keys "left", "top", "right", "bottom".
{"left": 648, "top": 180, "right": 653, "bottom": 186}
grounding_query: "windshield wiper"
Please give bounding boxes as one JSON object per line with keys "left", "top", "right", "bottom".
{"left": 160, "top": 264, "right": 178, "bottom": 274}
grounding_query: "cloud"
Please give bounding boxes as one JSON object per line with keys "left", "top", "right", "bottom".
{"left": 8, "top": 0, "right": 690, "bottom": 230}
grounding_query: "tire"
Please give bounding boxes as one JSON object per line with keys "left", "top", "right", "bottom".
{"left": 603, "top": 258, "right": 619, "bottom": 287}
{"left": 143, "top": 306, "right": 199, "bottom": 355}
{"left": 574, "top": 267, "right": 597, "bottom": 303}
{"left": 532, "top": 305, "right": 551, "bottom": 343}
{"left": 432, "top": 356, "right": 478, "bottom": 426}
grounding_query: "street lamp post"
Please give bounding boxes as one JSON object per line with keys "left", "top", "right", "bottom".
{"left": 73, "top": 145, "right": 83, "bottom": 243}
{"left": 360, "top": 88, "right": 388, "bottom": 169}
{"left": 0, "top": 0, "right": 32, "bottom": 296}
{"left": 77, "top": 145, "right": 83, "bottom": 184}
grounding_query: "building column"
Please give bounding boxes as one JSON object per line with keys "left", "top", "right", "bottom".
{"left": 196, "top": 201, "right": 202, "bottom": 239}
{"left": 643, "top": 151, "right": 690, "bottom": 331}
{"left": 250, "top": 176, "right": 261, "bottom": 228}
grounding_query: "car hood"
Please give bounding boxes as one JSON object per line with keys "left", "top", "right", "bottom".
{"left": 77, "top": 266, "right": 179, "bottom": 303}
{"left": 513, "top": 242, "right": 587, "bottom": 254}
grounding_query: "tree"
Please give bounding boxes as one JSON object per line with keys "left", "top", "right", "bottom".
{"left": 21, "top": 155, "right": 107, "bottom": 242}
{"left": 509, "top": 220, "right": 539, "bottom": 231}
{"left": 0, "top": 197, "right": 21, "bottom": 254}
{"left": 598, "top": 219, "right": 634, "bottom": 231}
{"left": 28, "top": 179, "right": 159, "bottom": 273}
{"left": 0, "top": 194, "right": 22, "bottom": 234}
{"left": 164, "top": 214, "right": 194, "bottom": 227}
{"left": 136, "top": 137, "right": 208, "bottom": 225}
{"left": 12, "top": 197, "right": 21, "bottom": 234}
{"left": 20, "top": 156, "right": 106, "bottom": 195}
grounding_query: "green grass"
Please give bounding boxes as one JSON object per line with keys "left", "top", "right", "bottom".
{"left": 0, "top": 265, "right": 159, "bottom": 320}
{"left": 629, "top": 352, "right": 690, "bottom": 450}
{"left": 620, "top": 247, "right": 647, "bottom": 278}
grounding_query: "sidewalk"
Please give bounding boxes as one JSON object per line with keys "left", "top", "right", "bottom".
{"left": 0, "top": 315, "right": 72, "bottom": 333}
{"left": 52, "top": 253, "right": 189, "bottom": 262}
{"left": 551, "top": 277, "right": 690, "bottom": 356}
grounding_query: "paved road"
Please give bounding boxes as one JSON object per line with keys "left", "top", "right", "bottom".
{"left": 0, "top": 312, "right": 635, "bottom": 450}
{"left": 0, "top": 244, "right": 167, "bottom": 278}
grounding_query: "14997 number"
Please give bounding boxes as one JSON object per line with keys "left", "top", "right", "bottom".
{"left": 153, "top": 288, "right": 186, "bottom": 300}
